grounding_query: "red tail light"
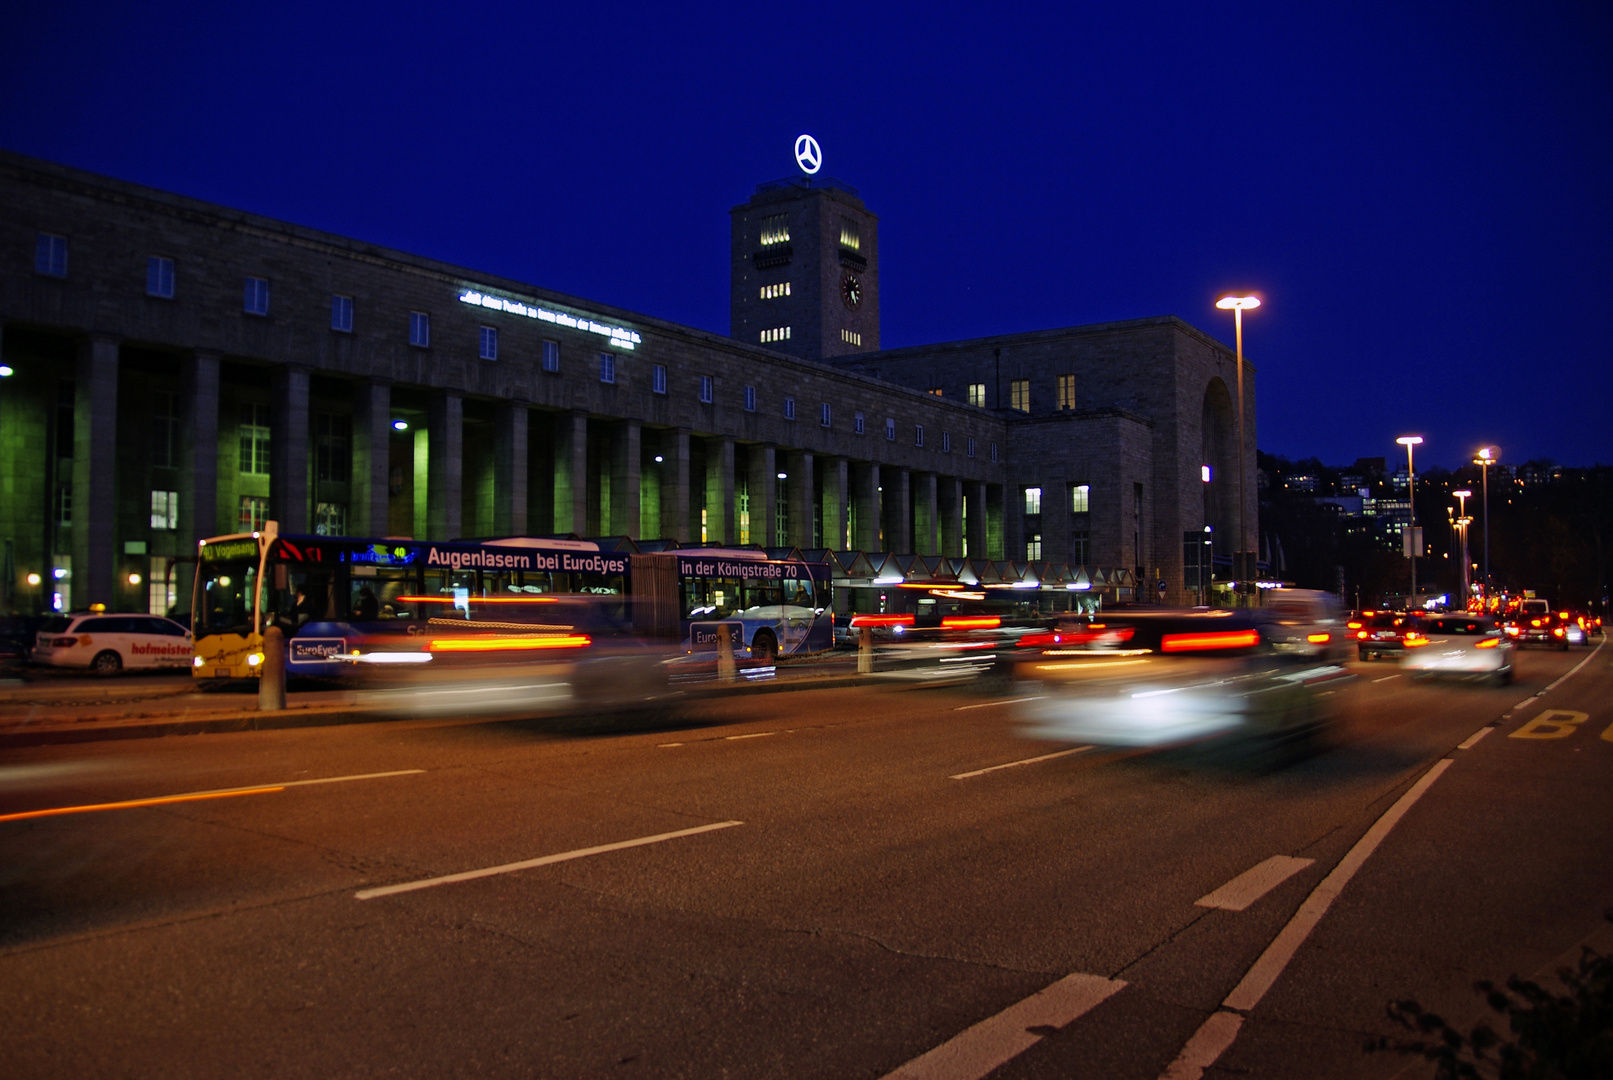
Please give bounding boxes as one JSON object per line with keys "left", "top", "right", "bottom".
{"left": 1356, "top": 630, "right": 1369, "bottom": 639}
{"left": 942, "top": 615, "right": 1001, "bottom": 630}
{"left": 1306, "top": 633, "right": 1331, "bottom": 644}
{"left": 849, "top": 614, "right": 915, "bottom": 628}
{"left": 1475, "top": 637, "right": 1501, "bottom": 649}
{"left": 1016, "top": 631, "right": 1059, "bottom": 648}
{"left": 429, "top": 634, "right": 591, "bottom": 652}
{"left": 1160, "top": 629, "right": 1259, "bottom": 653}
{"left": 1061, "top": 626, "right": 1136, "bottom": 645}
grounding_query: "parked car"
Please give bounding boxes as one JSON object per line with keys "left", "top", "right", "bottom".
{"left": 32, "top": 613, "right": 193, "bottom": 674}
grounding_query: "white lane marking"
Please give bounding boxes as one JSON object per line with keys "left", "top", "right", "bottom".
{"left": 1159, "top": 757, "right": 1455, "bottom": 1078}
{"left": 1457, "top": 727, "right": 1493, "bottom": 750}
{"left": 953, "top": 696, "right": 1046, "bottom": 711}
{"left": 355, "top": 820, "right": 743, "bottom": 900}
{"left": 949, "top": 745, "right": 1094, "bottom": 780}
{"left": 1158, "top": 1010, "right": 1244, "bottom": 1080}
{"left": 1544, "top": 639, "right": 1605, "bottom": 693}
{"left": 725, "top": 731, "right": 776, "bottom": 740}
{"left": 1194, "top": 856, "right": 1315, "bottom": 912}
{"left": 1372, "top": 674, "right": 1401, "bottom": 683}
{"left": 657, "top": 742, "right": 684, "bottom": 748}
{"left": 879, "top": 972, "right": 1125, "bottom": 1080}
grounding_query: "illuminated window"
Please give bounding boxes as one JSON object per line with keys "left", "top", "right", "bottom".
{"left": 599, "top": 353, "right": 615, "bottom": 383}
{"left": 541, "top": 340, "right": 559, "bottom": 372}
{"left": 35, "top": 233, "right": 67, "bottom": 277}
{"left": 1071, "top": 484, "right": 1090, "bottom": 513}
{"left": 915, "top": 424, "right": 924, "bottom": 447}
{"left": 1026, "top": 534, "right": 1042, "bottom": 561}
{"left": 409, "top": 311, "right": 430, "bottom": 348}
{"left": 841, "top": 328, "right": 861, "bottom": 347}
{"left": 743, "top": 384, "right": 755, "bottom": 411}
{"left": 760, "top": 214, "right": 789, "bottom": 246}
{"left": 927, "top": 388, "right": 943, "bottom": 397}
{"left": 700, "top": 375, "right": 714, "bottom": 404}
{"left": 479, "top": 326, "right": 497, "bottom": 360}
{"left": 331, "top": 295, "right": 353, "bottom": 333}
{"left": 148, "top": 556, "right": 177, "bottom": 616}
{"left": 966, "top": 437, "right": 976, "bottom": 458}
{"left": 1010, "top": 379, "right": 1030, "bottom": 412}
{"left": 942, "top": 432, "right": 951, "bottom": 453}
{"left": 652, "top": 364, "right": 667, "bottom": 395}
{"left": 146, "top": 256, "right": 175, "bottom": 298}
{"left": 1024, "top": 487, "right": 1042, "bottom": 515}
{"left": 244, "top": 276, "right": 269, "bottom": 315}
{"left": 150, "top": 490, "right": 178, "bottom": 531}
{"left": 1057, "top": 374, "right": 1076, "bottom": 410}
{"left": 967, "top": 383, "right": 985, "bottom": 407}
{"left": 761, "top": 326, "right": 792, "bottom": 343}
{"left": 239, "top": 404, "right": 270, "bottom": 475}
{"left": 784, "top": 397, "right": 796, "bottom": 420}
{"left": 885, "top": 417, "right": 896, "bottom": 441}
{"left": 839, "top": 217, "right": 861, "bottom": 251}
{"left": 237, "top": 495, "right": 269, "bottom": 532}
{"left": 820, "top": 402, "right": 831, "bottom": 427}
{"left": 854, "top": 411, "right": 865, "bottom": 434}
{"left": 314, "top": 501, "right": 347, "bottom": 536}
{"left": 760, "top": 282, "right": 791, "bottom": 299}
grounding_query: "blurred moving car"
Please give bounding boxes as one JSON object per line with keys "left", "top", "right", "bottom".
{"left": 1399, "top": 615, "right": 1515, "bottom": 685}
{"left": 1254, "top": 588, "right": 1350, "bottom": 662}
{"left": 1014, "top": 610, "right": 1352, "bottom": 750}
{"left": 31, "top": 613, "right": 193, "bottom": 674}
{"left": 1350, "top": 611, "right": 1426, "bottom": 661}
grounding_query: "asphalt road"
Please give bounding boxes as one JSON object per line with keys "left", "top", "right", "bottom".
{"left": 2, "top": 643, "right": 1609, "bottom": 1079}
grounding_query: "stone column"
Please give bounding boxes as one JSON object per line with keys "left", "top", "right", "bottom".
{"left": 493, "top": 401, "right": 528, "bottom": 536}
{"left": 787, "top": 450, "right": 815, "bottom": 548}
{"left": 352, "top": 379, "right": 390, "bottom": 538}
{"left": 942, "top": 476, "right": 964, "bottom": 558}
{"left": 915, "top": 471, "right": 939, "bottom": 556}
{"left": 966, "top": 481, "right": 988, "bottom": 558}
{"left": 609, "top": 419, "right": 641, "bottom": 539}
{"left": 705, "top": 437, "right": 735, "bottom": 545}
{"left": 1003, "top": 481, "right": 1024, "bottom": 562}
{"left": 271, "top": 366, "right": 310, "bottom": 533}
{"left": 854, "top": 462, "right": 881, "bottom": 550}
{"left": 71, "top": 336, "right": 118, "bottom": 610}
{"left": 826, "top": 458, "right": 849, "bottom": 550}
{"left": 669, "top": 428, "right": 691, "bottom": 542}
{"left": 427, "top": 391, "right": 463, "bottom": 539}
{"left": 553, "top": 411, "right": 588, "bottom": 535}
{"left": 181, "top": 351, "right": 220, "bottom": 548}
{"left": 885, "top": 467, "right": 911, "bottom": 555}
{"left": 748, "top": 443, "right": 776, "bottom": 547}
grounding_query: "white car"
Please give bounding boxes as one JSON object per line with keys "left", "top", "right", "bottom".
{"left": 33, "top": 613, "right": 193, "bottom": 674}
{"left": 1399, "top": 615, "right": 1514, "bottom": 685}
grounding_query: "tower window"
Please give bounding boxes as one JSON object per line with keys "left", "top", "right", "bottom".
{"left": 760, "top": 282, "right": 791, "bottom": 299}
{"left": 761, "top": 326, "right": 791, "bottom": 344}
{"left": 1057, "top": 373, "right": 1077, "bottom": 410}
{"left": 839, "top": 217, "right": 861, "bottom": 251}
{"left": 244, "top": 276, "right": 270, "bottom": 316}
{"left": 410, "top": 311, "right": 431, "bottom": 348}
{"left": 967, "top": 383, "right": 986, "bottom": 407}
{"left": 700, "top": 375, "right": 714, "bottom": 404}
{"left": 840, "top": 328, "right": 861, "bottom": 347}
{"left": 743, "top": 384, "right": 755, "bottom": 411}
{"left": 926, "top": 388, "right": 943, "bottom": 397}
{"left": 36, "top": 233, "right": 67, "bottom": 277}
{"left": 146, "top": 256, "right": 175, "bottom": 298}
{"left": 542, "top": 340, "right": 559, "bottom": 372}
{"left": 760, "top": 214, "right": 790, "bottom": 246}
{"left": 479, "top": 326, "right": 498, "bottom": 361}
{"left": 331, "top": 294, "right": 354, "bottom": 333}
{"left": 1010, "top": 379, "right": 1030, "bottom": 413}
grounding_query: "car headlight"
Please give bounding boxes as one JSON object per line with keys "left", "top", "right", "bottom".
{"left": 192, "top": 656, "right": 204, "bottom": 668}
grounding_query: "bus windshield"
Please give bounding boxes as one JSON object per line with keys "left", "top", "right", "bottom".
{"left": 195, "top": 559, "right": 260, "bottom": 636}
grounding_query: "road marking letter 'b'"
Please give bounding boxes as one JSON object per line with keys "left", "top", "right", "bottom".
{"left": 1510, "top": 710, "right": 1589, "bottom": 739}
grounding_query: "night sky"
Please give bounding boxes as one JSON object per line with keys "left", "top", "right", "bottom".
{"left": 4, "top": 2, "right": 1608, "bottom": 470}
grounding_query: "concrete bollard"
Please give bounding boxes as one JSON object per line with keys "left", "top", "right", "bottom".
{"left": 717, "top": 623, "right": 737, "bottom": 683}
{"left": 259, "top": 625, "right": 287, "bottom": 711}
{"left": 857, "top": 625, "right": 873, "bottom": 674}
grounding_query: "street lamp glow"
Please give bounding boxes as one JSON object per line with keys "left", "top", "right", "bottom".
{"left": 0, "top": 364, "right": 14, "bottom": 377}
{"left": 1215, "top": 295, "right": 1261, "bottom": 311}
{"left": 1396, "top": 435, "right": 1423, "bottom": 447}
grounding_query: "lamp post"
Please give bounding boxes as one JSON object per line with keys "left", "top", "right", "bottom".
{"left": 1473, "top": 447, "right": 1499, "bottom": 608}
{"left": 1215, "top": 294, "right": 1260, "bottom": 603}
{"left": 1397, "top": 436, "right": 1423, "bottom": 608}
{"left": 1452, "top": 489, "right": 1472, "bottom": 605}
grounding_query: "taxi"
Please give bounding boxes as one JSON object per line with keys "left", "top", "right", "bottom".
{"left": 32, "top": 612, "right": 193, "bottom": 674}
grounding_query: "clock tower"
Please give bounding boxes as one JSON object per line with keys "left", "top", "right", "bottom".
{"left": 730, "top": 175, "right": 879, "bottom": 361}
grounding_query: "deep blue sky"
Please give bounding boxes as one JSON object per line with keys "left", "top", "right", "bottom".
{"left": 4, "top": 2, "right": 1609, "bottom": 469}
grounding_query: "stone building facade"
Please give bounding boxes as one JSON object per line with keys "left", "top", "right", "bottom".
{"left": 0, "top": 150, "right": 1253, "bottom": 616}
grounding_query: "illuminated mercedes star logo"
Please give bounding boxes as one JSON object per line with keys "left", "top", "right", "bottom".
{"left": 794, "top": 134, "right": 822, "bottom": 175}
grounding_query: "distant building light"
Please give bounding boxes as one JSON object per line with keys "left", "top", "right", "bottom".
{"left": 392, "top": 420, "right": 409, "bottom": 431}
{"left": 1201, "top": 465, "right": 1211, "bottom": 482}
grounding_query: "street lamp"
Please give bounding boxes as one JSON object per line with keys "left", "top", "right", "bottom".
{"left": 1397, "top": 436, "right": 1423, "bottom": 607}
{"left": 1453, "top": 489, "right": 1472, "bottom": 605}
{"left": 1473, "top": 446, "right": 1499, "bottom": 607}
{"left": 1215, "top": 293, "right": 1260, "bottom": 602}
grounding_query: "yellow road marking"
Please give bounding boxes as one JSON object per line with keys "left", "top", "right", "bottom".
{"left": 1510, "top": 710, "right": 1589, "bottom": 740}
{"left": 0, "top": 786, "right": 284, "bottom": 823}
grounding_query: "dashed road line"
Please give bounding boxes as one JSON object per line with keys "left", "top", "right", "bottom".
{"left": 1194, "top": 856, "right": 1314, "bottom": 912}
{"left": 950, "top": 745, "right": 1093, "bottom": 780}
{"left": 952, "top": 696, "right": 1046, "bottom": 711}
{"left": 1372, "top": 674, "right": 1401, "bottom": 683}
{"left": 725, "top": 731, "right": 777, "bottom": 740}
{"left": 1457, "top": 727, "right": 1493, "bottom": 750}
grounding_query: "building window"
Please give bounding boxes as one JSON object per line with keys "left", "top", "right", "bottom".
{"left": 761, "top": 326, "right": 791, "bottom": 344}
{"left": 760, "top": 214, "right": 789, "bottom": 246}
{"left": 314, "top": 502, "right": 347, "bottom": 536}
{"left": 479, "top": 326, "right": 498, "bottom": 361}
{"left": 244, "top": 276, "right": 270, "bottom": 316}
{"left": 542, "top": 340, "right": 559, "bottom": 372}
{"left": 760, "top": 282, "right": 791, "bottom": 299}
{"left": 238, "top": 495, "right": 269, "bottom": 532}
{"left": 599, "top": 353, "right": 616, "bottom": 384}
{"left": 150, "top": 390, "right": 178, "bottom": 468}
{"left": 1024, "top": 487, "right": 1042, "bottom": 515}
{"left": 1071, "top": 484, "right": 1090, "bottom": 513}
{"left": 150, "top": 490, "right": 179, "bottom": 530}
{"left": 1057, "top": 373, "right": 1077, "bottom": 410}
{"left": 652, "top": 364, "right": 667, "bottom": 395}
{"left": 701, "top": 375, "right": 715, "bottom": 404}
{"left": 966, "top": 437, "right": 976, "bottom": 458}
{"left": 926, "top": 388, "right": 942, "bottom": 397}
{"left": 55, "top": 485, "right": 71, "bottom": 527}
{"left": 1010, "top": 379, "right": 1030, "bottom": 412}
{"left": 841, "top": 328, "right": 861, "bottom": 347}
{"left": 148, "top": 555, "right": 177, "bottom": 616}
{"left": 839, "top": 217, "right": 861, "bottom": 251}
{"left": 885, "top": 417, "right": 896, "bottom": 441}
{"left": 967, "top": 383, "right": 986, "bottom": 407}
{"left": 820, "top": 402, "right": 831, "bottom": 427}
{"left": 1071, "top": 531, "right": 1090, "bottom": 565}
{"left": 915, "top": 424, "right": 924, "bottom": 447}
{"left": 314, "top": 412, "right": 351, "bottom": 483}
{"left": 784, "top": 397, "right": 796, "bottom": 420}
{"left": 1026, "top": 534, "right": 1043, "bottom": 561}
{"left": 742, "top": 384, "right": 755, "bottom": 411}
{"left": 36, "top": 233, "right": 68, "bottom": 277}
{"left": 239, "top": 403, "right": 271, "bottom": 475}
{"left": 146, "top": 256, "right": 175, "bottom": 298}
{"left": 942, "top": 432, "right": 951, "bottom": 453}
{"left": 990, "top": 442, "right": 999, "bottom": 463}
{"left": 331, "top": 294, "right": 354, "bottom": 333}
{"left": 409, "top": 311, "right": 430, "bottom": 348}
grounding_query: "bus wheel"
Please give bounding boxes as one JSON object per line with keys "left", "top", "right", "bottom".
{"left": 751, "top": 632, "right": 777, "bottom": 662}
{"left": 92, "top": 650, "right": 123, "bottom": 676}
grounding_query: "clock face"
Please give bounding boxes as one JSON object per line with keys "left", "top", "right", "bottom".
{"left": 841, "top": 271, "right": 862, "bottom": 310}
